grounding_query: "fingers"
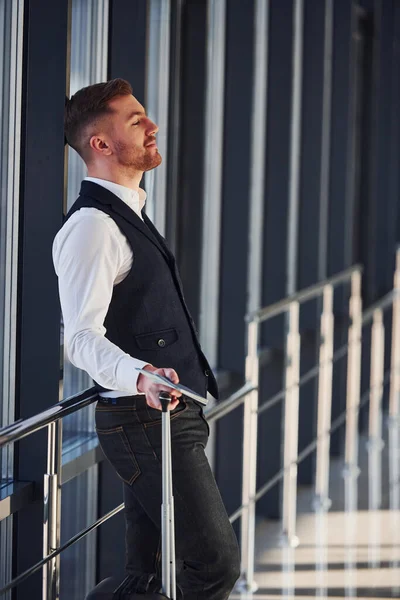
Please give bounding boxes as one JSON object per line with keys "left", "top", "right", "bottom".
{"left": 157, "top": 368, "right": 182, "bottom": 398}
{"left": 170, "top": 397, "right": 180, "bottom": 409}
{"left": 162, "top": 368, "right": 180, "bottom": 384}
{"left": 146, "top": 394, "right": 162, "bottom": 410}
{"left": 146, "top": 389, "right": 181, "bottom": 411}
{"left": 159, "top": 383, "right": 182, "bottom": 399}
{"left": 143, "top": 367, "right": 182, "bottom": 410}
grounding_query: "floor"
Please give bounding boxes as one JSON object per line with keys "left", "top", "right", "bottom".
{"left": 230, "top": 425, "right": 400, "bottom": 599}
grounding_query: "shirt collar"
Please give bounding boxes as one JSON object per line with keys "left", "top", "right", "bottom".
{"left": 84, "top": 177, "right": 147, "bottom": 219}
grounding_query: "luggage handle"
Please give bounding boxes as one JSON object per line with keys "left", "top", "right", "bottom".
{"left": 159, "top": 392, "right": 176, "bottom": 600}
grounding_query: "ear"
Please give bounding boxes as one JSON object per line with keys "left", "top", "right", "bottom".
{"left": 89, "top": 135, "right": 112, "bottom": 156}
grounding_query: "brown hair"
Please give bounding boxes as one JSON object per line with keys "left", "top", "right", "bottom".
{"left": 64, "top": 78, "right": 132, "bottom": 159}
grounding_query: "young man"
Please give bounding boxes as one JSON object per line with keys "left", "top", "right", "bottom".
{"left": 53, "top": 79, "right": 240, "bottom": 599}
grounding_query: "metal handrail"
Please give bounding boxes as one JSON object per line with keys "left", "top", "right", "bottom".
{"left": 1, "top": 367, "right": 392, "bottom": 597}
{"left": 206, "top": 382, "right": 255, "bottom": 423}
{"left": 0, "top": 388, "right": 98, "bottom": 448}
{"left": 0, "top": 501, "right": 125, "bottom": 596}
{"left": 0, "top": 382, "right": 255, "bottom": 451}
{"left": 2, "top": 255, "right": 400, "bottom": 598}
{"left": 256, "top": 304, "right": 396, "bottom": 421}
{"left": 0, "top": 336, "right": 371, "bottom": 594}
{"left": 362, "top": 289, "right": 396, "bottom": 324}
{"left": 237, "top": 262, "right": 364, "bottom": 590}
{"left": 246, "top": 263, "right": 362, "bottom": 323}
{"left": 3, "top": 497, "right": 218, "bottom": 597}
{"left": 0, "top": 380, "right": 257, "bottom": 596}
{"left": 236, "top": 251, "right": 400, "bottom": 590}
{"left": 1, "top": 282, "right": 393, "bottom": 451}
{"left": 253, "top": 367, "right": 392, "bottom": 505}
{"left": 0, "top": 380, "right": 256, "bottom": 597}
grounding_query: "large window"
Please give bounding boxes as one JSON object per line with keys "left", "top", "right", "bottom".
{"left": 0, "top": 0, "right": 23, "bottom": 482}
{"left": 0, "top": 0, "right": 24, "bottom": 597}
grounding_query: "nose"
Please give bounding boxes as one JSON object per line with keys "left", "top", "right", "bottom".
{"left": 146, "top": 118, "right": 159, "bottom": 135}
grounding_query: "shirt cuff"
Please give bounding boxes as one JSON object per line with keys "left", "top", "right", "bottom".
{"left": 115, "top": 355, "right": 152, "bottom": 395}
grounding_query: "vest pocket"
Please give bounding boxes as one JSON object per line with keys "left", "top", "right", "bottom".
{"left": 134, "top": 327, "right": 178, "bottom": 350}
{"left": 96, "top": 426, "right": 141, "bottom": 485}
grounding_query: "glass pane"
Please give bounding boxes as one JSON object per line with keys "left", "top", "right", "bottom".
{"left": 0, "top": 514, "right": 13, "bottom": 599}
{"left": 60, "top": 465, "right": 99, "bottom": 599}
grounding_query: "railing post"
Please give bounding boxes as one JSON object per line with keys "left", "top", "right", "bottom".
{"left": 388, "top": 248, "right": 400, "bottom": 591}
{"left": 315, "top": 509, "right": 328, "bottom": 598}
{"left": 388, "top": 388, "right": 400, "bottom": 598}
{"left": 389, "top": 249, "right": 400, "bottom": 424}
{"left": 343, "top": 270, "right": 362, "bottom": 478}
{"left": 236, "top": 319, "right": 259, "bottom": 592}
{"left": 313, "top": 284, "right": 334, "bottom": 511}
{"left": 43, "top": 420, "right": 62, "bottom": 600}
{"left": 366, "top": 308, "right": 385, "bottom": 510}
{"left": 344, "top": 472, "right": 358, "bottom": 595}
{"left": 281, "top": 301, "right": 300, "bottom": 547}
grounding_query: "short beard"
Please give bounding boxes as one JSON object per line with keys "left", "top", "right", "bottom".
{"left": 114, "top": 140, "right": 162, "bottom": 172}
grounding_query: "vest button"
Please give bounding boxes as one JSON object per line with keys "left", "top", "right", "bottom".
{"left": 204, "top": 369, "right": 210, "bottom": 376}
{"left": 157, "top": 338, "right": 166, "bottom": 348}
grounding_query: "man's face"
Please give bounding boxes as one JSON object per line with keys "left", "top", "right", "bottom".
{"left": 100, "top": 94, "right": 161, "bottom": 172}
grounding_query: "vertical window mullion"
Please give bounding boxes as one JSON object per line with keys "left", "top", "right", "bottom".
{"left": 199, "top": 0, "right": 227, "bottom": 368}
{"left": 145, "top": 0, "right": 171, "bottom": 236}
{"left": 318, "top": 0, "right": 334, "bottom": 282}
{"left": 286, "top": 0, "right": 304, "bottom": 297}
{"left": 247, "top": 0, "right": 270, "bottom": 316}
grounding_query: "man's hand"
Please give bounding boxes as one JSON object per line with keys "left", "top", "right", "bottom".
{"left": 137, "top": 364, "right": 182, "bottom": 410}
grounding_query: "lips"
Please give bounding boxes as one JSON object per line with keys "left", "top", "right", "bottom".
{"left": 145, "top": 140, "right": 157, "bottom": 147}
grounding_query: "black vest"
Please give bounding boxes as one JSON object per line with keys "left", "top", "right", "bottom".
{"left": 64, "top": 181, "right": 218, "bottom": 400}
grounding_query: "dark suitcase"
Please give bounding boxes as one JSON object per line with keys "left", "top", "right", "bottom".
{"left": 86, "top": 391, "right": 184, "bottom": 600}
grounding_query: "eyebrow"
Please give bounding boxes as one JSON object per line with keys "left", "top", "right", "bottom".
{"left": 126, "top": 110, "right": 146, "bottom": 121}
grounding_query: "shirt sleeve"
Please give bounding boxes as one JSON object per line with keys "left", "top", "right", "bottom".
{"left": 52, "top": 212, "right": 149, "bottom": 394}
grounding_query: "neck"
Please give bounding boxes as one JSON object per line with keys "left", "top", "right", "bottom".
{"left": 87, "top": 165, "right": 143, "bottom": 191}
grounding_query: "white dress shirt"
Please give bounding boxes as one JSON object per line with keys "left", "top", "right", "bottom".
{"left": 52, "top": 176, "right": 151, "bottom": 398}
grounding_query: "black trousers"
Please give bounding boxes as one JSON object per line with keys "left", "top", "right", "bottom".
{"left": 95, "top": 396, "right": 240, "bottom": 600}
